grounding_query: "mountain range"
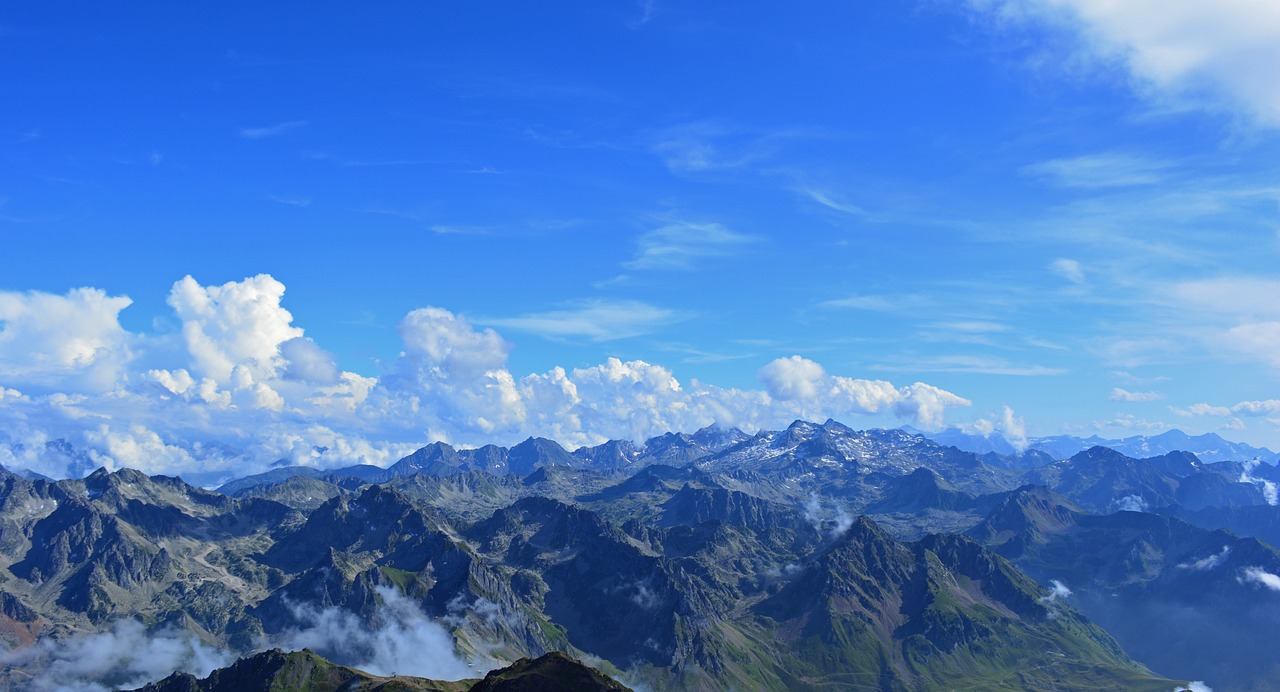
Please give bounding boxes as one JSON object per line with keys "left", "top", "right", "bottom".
{"left": 920, "top": 426, "right": 1278, "bottom": 464}
{"left": 2, "top": 419, "right": 1273, "bottom": 690}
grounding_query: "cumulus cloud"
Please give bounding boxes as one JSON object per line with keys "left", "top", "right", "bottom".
{"left": 0, "top": 276, "right": 973, "bottom": 480}
{"left": 759, "top": 356, "right": 827, "bottom": 401}
{"left": 0, "top": 619, "right": 232, "bottom": 692}
{"left": 0, "top": 287, "right": 133, "bottom": 391}
{"left": 968, "top": 0, "right": 1280, "bottom": 126}
{"left": 966, "top": 405, "right": 1029, "bottom": 451}
{"left": 1238, "top": 566, "right": 1280, "bottom": 592}
{"left": 1115, "top": 494, "right": 1149, "bottom": 513}
{"left": 1230, "top": 400, "right": 1280, "bottom": 416}
{"left": 167, "top": 274, "right": 302, "bottom": 384}
{"left": 279, "top": 337, "right": 341, "bottom": 384}
{"left": 758, "top": 356, "right": 970, "bottom": 430}
{"left": 1110, "top": 387, "right": 1164, "bottom": 402}
{"left": 1172, "top": 403, "right": 1233, "bottom": 417}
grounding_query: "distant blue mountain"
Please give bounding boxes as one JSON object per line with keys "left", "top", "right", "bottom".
{"left": 915, "top": 427, "right": 1277, "bottom": 464}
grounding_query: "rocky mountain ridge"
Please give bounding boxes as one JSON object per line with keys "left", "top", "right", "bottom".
{"left": 1, "top": 419, "right": 1260, "bottom": 690}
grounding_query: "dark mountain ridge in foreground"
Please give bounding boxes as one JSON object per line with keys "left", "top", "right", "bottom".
{"left": 131, "top": 649, "right": 629, "bottom": 692}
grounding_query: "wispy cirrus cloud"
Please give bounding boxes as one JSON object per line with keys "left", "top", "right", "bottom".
{"left": 1110, "top": 387, "right": 1163, "bottom": 402}
{"left": 876, "top": 355, "right": 1066, "bottom": 377}
{"left": 1023, "top": 153, "right": 1171, "bottom": 188}
{"left": 479, "top": 299, "right": 686, "bottom": 341}
{"left": 240, "top": 120, "right": 308, "bottom": 139}
{"left": 626, "top": 219, "right": 758, "bottom": 271}
{"left": 966, "top": 0, "right": 1280, "bottom": 127}
{"left": 820, "top": 295, "right": 903, "bottom": 311}
{"left": 429, "top": 225, "right": 492, "bottom": 236}
{"left": 266, "top": 194, "right": 312, "bottom": 208}
{"left": 1165, "top": 277, "right": 1280, "bottom": 368}
{"left": 802, "top": 187, "right": 869, "bottom": 217}
{"left": 1048, "top": 258, "right": 1085, "bottom": 284}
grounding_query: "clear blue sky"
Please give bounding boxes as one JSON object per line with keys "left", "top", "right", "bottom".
{"left": 3, "top": 2, "right": 1280, "bottom": 478}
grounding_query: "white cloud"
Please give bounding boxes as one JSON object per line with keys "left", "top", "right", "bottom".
{"left": 481, "top": 300, "right": 684, "bottom": 342}
{"left": 279, "top": 337, "right": 342, "bottom": 385}
{"left": 650, "top": 123, "right": 769, "bottom": 173}
{"left": 0, "top": 276, "right": 974, "bottom": 479}
{"left": 278, "top": 586, "right": 476, "bottom": 680}
{"left": 881, "top": 355, "right": 1066, "bottom": 376}
{"left": 820, "top": 295, "right": 900, "bottom": 311}
{"left": 756, "top": 356, "right": 971, "bottom": 430}
{"left": 1110, "top": 387, "right": 1163, "bottom": 402}
{"left": 1174, "top": 399, "right": 1280, "bottom": 419}
{"left": 1178, "top": 546, "right": 1230, "bottom": 571}
{"left": 1221, "top": 417, "right": 1246, "bottom": 431}
{"left": 1025, "top": 154, "right": 1169, "bottom": 188}
{"left": 969, "top": 0, "right": 1280, "bottom": 126}
{"left": 0, "top": 287, "right": 133, "bottom": 391}
{"left": 1224, "top": 321, "right": 1280, "bottom": 367}
{"left": 933, "top": 320, "right": 1010, "bottom": 334}
{"left": 967, "top": 404, "right": 1029, "bottom": 451}
{"left": 1115, "top": 494, "right": 1149, "bottom": 512}
{"left": 802, "top": 187, "right": 868, "bottom": 217}
{"left": 759, "top": 355, "right": 827, "bottom": 401}
{"left": 1172, "top": 403, "right": 1233, "bottom": 417}
{"left": 1231, "top": 400, "right": 1280, "bottom": 416}
{"left": 1048, "top": 258, "right": 1085, "bottom": 284}
{"left": 167, "top": 274, "right": 303, "bottom": 384}
{"left": 1097, "top": 414, "right": 1169, "bottom": 431}
{"left": 626, "top": 219, "right": 756, "bottom": 271}
{"left": 1039, "top": 579, "right": 1072, "bottom": 617}
{"left": 1239, "top": 458, "right": 1278, "bottom": 506}
{"left": 1163, "top": 279, "right": 1280, "bottom": 368}
{"left": 0, "top": 619, "right": 232, "bottom": 692}
{"left": 1238, "top": 566, "right": 1280, "bottom": 592}
{"left": 240, "top": 120, "right": 308, "bottom": 139}
{"left": 803, "top": 493, "right": 854, "bottom": 538}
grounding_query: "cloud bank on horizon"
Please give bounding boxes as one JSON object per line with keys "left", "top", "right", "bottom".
{"left": 0, "top": 275, "right": 979, "bottom": 481}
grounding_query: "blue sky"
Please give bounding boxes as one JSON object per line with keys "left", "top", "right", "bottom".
{"left": 3, "top": 2, "right": 1280, "bottom": 479}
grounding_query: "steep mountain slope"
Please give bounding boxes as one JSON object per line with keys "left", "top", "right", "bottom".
{"left": 753, "top": 518, "right": 1172, "bottom": 691}
{"left": 971, "top": 486, "right": 1280, "bottom": 690}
